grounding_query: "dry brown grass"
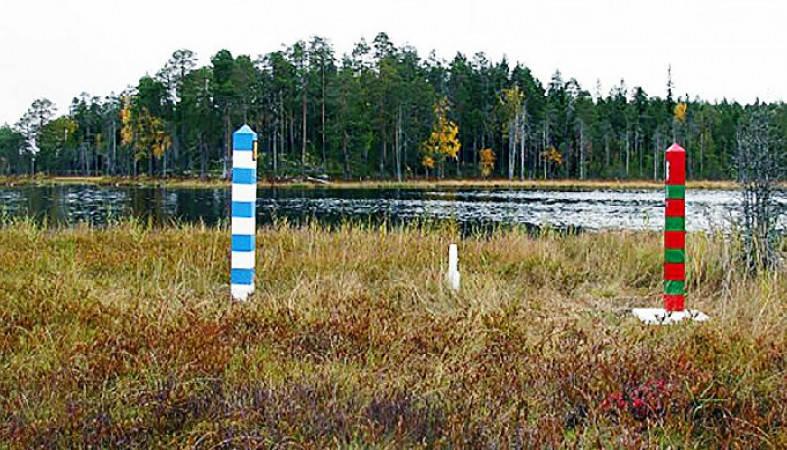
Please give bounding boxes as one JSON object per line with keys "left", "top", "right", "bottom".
{"left": 1, "top": 220, "right": 785, "bottom": 448}
{"left": 306, "top": 178, "right": 739, "bottom": 191}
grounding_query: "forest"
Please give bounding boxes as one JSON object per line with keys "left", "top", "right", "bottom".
{"left": 1, "top": 32, "right": 785, "bottom": 181}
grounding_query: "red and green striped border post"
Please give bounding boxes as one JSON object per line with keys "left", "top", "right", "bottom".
{"left": 664, "top": 143, "right": 686, "bottom": 312}
{"left": 633, "top": 143, "right": 707, "bottom": 324}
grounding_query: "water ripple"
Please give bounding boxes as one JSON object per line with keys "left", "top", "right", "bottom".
{"left": 0, "top": 184, "right": 782, "bottom": 232}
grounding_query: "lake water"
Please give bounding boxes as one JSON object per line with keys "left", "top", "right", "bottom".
{"left": 0, "top": 184, "right": 766, "bottom": 232}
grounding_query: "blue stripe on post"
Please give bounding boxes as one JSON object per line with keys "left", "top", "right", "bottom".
{"left": 231, "top": 268, "right": 254, "bottom": 285}
{"left": 232, "top": 201, "right": 255, "bottom": 218}
{"left": 232, "top": 168, "right": 256, "bottom": 185}
{"left": 233, "top": 133, "right": 255, "bottom": 151}
{"left": 231, "top": 234, "right": 255, "bottom": 252}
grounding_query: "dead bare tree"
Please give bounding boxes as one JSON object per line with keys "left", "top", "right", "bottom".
{"left": 734, "top": 106, "right": 785, "bottom": 273}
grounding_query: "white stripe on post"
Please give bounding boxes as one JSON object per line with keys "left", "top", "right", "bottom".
{"left": 231, "top": 124, "right": 258, "bottom": 301}
{"left": 232, "top": 150, "right": 257, "bottom": 169}
{"left": 232, "top": 183, "right": 257, "bottom": 203}
{"left": 231, "top": 217, "right": 256, "bottom": 236}
{"left": 231, "top": 251, "right": 256, "bottom": 269}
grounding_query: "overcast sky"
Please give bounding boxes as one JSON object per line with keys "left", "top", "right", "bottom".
{"left": 1, "top": 0, "right": 785, "bottom": 125}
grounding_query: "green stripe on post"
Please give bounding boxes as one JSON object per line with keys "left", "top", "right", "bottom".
{"left": 665, "top": 249, "right": 685, "bottom": 263}
{"left": 666, "top": 185, "right": 685, "bottom": 199}
{"left": 665, "top": 216, "right": 685, "bottom": 231}
{"left": 665, "top": 280, "right": 685, "bottom": 295}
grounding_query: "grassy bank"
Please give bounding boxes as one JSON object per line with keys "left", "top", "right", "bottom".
{"left": 0, "top": 176, "right": 229, "bottom": 189}
{"left": 1, "top": 221, "right": 785, "bottom": 447}
{"left": 0, "top": 175, "right": 739, "bottom": 190}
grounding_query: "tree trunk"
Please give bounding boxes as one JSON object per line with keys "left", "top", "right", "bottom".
{"left": 507, "top": 121, "right": 515, "bottom": 180}
{"left": 112, "top": 119, "right": 117, "bottom": 176}
{"left": 700, "top": 131, "right": 705, "bottom": 179}
{"left": 172, "top": 123, "right": 180, "bottom": 176}
{"left": 279, "top": 93, "right": 285, "bottom": 160}
{"left": 473, "top": 137, "right": 478, "bottom": 177}
{"left": 579, "top": 122, "right": 586, "bottom": 180}
{"left": 289, "top": 111, "right": 294, "bottom": 162}
{"left": 403, "top": 130, "right": 408, "bottom": 180}
{"left": 343, "top": 130, "right": 349, "bottom": 180}
{"left": 625, "top": 132, "right": 630, "bottom": 176}
{"left": 222, "top": 108, "right": 230, "bottom": 179}
{"left": 500, "top": 132, "right": 506, "bottom": 178}
{"left": 395, "top": 106, "right": 402, "bottom": 182}
{"left": 301, "top": 82, "right": 307, "bottom": 170}
{"left": 519, "top": 114, "right": 526, "bottom": 181}
{"left": 380, "top": 138, "right": 386, "bottom": 176}
{"left": 636, "top": 129, "right": 642, "bottom": 177}
{"left": 94, "top": 140, "right": 99, "bottom": 176}
{"left": 456, "top": 149, "right": 460, "bottom": 178}
{"left": 321, "top": 64, "right": 326, "bottom": 171}
{"left": 542, "top": 118, "right": 549, "bottom": 180}
{"left": 272, "top": 126, "right": 278, "bottom": 175}
{"left": 654, "top": 133, "right": 662, "bottom": 182}
{"left": 199, "top": 134, "right": 207, "bottom": 180}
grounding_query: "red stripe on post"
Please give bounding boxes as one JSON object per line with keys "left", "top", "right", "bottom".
{"left": 664, "top": 262, "right": 685, "bottom": 280}
{"left": 666, "top": 166, "right": 685, "bottom": 185}
{"left": 664, "top": 144, "right": 687, "bottom": 312}
{"left": 664, "top": 294, "right": 685, "bottom": 312}
{"left": 665, "top": 199, "right": 685, "bottom": 217}
{"left": 666, "top": 144, "right": 686, "bottom": 185}
{"left": 664, "top": 231, "right": 685, "bottom": 249}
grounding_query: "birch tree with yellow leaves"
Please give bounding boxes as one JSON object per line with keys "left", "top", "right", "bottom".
{"left": 422, "top": 97, "right": 460, "bottom": 178}
{"left": 121, "top": 96, "right": 171, "bottom": 177}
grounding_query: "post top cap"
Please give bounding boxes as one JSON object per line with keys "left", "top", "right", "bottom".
{"left": 667, "top": 143, "right": 685, "bottom": 153}
{"left": 233, "top": 124, "right": 257, "bottom": 137}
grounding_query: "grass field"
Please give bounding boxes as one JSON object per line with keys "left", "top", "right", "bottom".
{"left": 1, "top": 220, "right": 786, "bottom": 448}
{"left": 0, "top": 175, "right": 740, "bottom": 191}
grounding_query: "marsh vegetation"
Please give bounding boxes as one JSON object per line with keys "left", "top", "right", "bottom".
{"left": 1, "top": 220, "right": 785, "bottom": 447}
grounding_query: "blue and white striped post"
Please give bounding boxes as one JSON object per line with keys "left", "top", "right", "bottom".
{"left": 231, "top": 124, "right": 258, "bottom": 301}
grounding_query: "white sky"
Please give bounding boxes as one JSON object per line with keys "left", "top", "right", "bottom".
{"left": 1, "top": 0, "right": 785, "bottom": 125}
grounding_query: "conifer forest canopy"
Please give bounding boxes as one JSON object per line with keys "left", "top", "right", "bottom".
{"left": 2, "top": 33, "right": 785, "bottom": 181}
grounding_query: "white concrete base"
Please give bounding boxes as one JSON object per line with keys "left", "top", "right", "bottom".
{"left": 231, "top": 284, "right": 254, "bottom": 302}
{"left": 632, "top": 308, "right": 709, "bottom": 325}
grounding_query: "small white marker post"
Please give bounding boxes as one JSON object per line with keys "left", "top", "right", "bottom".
{"left": 446, "top": 243, "right": 460, "bottom": 292}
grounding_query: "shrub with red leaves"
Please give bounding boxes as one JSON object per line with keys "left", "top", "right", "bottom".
{"left": 601, "top": 379, "right": 671, "bottom": 421}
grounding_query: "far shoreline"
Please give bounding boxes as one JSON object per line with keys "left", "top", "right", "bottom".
{"left": 0, "top": 175, "right": 741, "bottom": 191}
